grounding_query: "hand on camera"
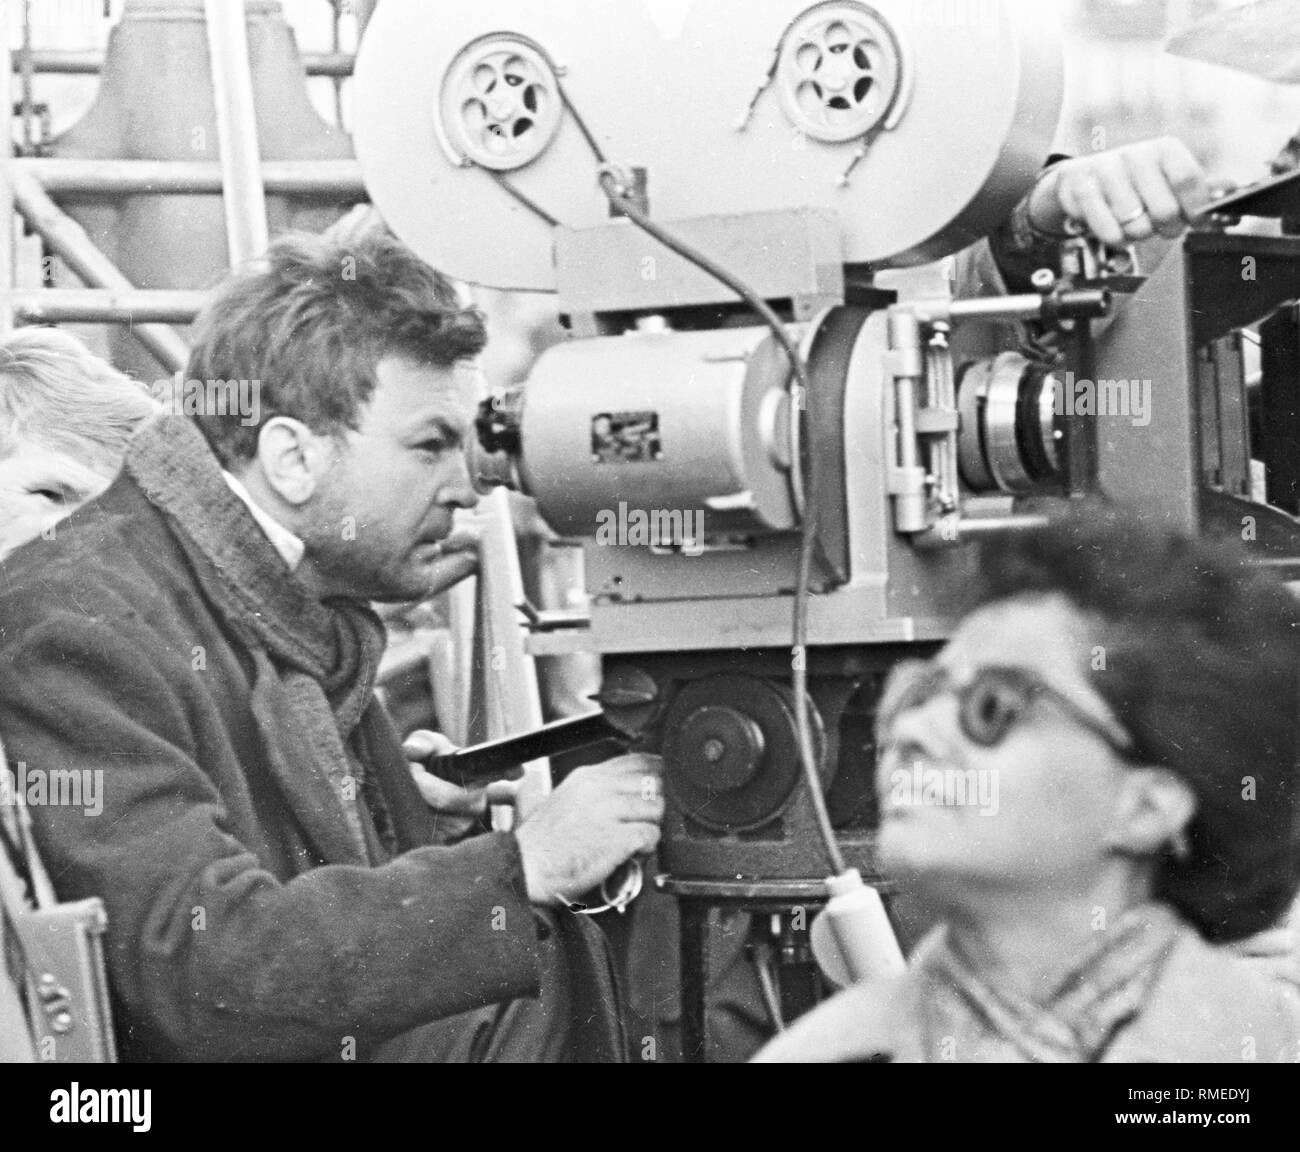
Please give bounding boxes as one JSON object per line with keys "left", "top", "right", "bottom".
{"left": 514, "top": 753, "right": 664, "bottom": 906}
{"left": 1026, "top": 136, "right": 1213, "bottom": 247}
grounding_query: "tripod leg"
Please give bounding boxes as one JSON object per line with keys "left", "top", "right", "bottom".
{"left": 680, "top": 900, "right": 708, "bottom": 1063}
{"left": 748, "top": 936, "right": 786, "bottom": 1033}
{"left": 777, "top": 911, "right": 822, "bottom": 1025}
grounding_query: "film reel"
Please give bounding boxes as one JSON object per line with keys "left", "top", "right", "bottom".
{"left": 776, "top": 1, "right": 909, "bottom": 143}
{"left": 439, "top": 34, "right": 564, "bottom": 171}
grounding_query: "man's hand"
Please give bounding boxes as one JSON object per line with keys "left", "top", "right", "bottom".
{"left": 403, "top": 729, "right": 487, "bottom": 841}
{"left": 1026, "top": 137, "right": 1213, "bottom": 247}
{"left": 422, "top": 526, "right": 480, "bottom": 599}
{"left": 514, "top": 753, "right": 663, "bottom": 906}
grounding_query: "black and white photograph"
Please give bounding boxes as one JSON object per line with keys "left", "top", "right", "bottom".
{"left": 1, "top": 0, "right": 1299, "bottom": 1119}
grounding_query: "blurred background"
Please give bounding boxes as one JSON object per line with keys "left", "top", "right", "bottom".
{"left": 7, "top": 0, "right": 1300, "bottom": 378}
{"left": 11, "top": 0, "right": 1300, "bottom": 183}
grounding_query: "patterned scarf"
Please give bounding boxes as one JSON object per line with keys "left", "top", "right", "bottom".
{"left": 125, "top": 415, "right": 390, "bottom": 864}
{"left": 915, "top": 903, "right": 1183, "bottom": 1062}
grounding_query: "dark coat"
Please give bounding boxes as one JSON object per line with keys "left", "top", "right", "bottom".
{"left": 0, "top": 471, "right": 544, "bottom": 1061}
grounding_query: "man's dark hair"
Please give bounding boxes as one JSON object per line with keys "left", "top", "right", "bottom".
{"left": 185, "top": 221, "right": 488, "bottom": 466}
{"left": 972, "top": 508, "right": 1300, "bottom": 944}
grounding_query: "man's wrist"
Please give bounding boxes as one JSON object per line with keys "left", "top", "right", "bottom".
{"left": 513, "top": 827, "right": 557, "bottom": 905}
{"left": 992, "top": 165, "right": 1068, "bottom": 293}
{"left": 1024, "top": 165, "right": 1074, "bottom": 240}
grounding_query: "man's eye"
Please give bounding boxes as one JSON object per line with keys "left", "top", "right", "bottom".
{"left": 29, "top": 487, "right": 70, "bottom": 505}
{"left": 416, "top": 441, "right": 447, "bottom": 456}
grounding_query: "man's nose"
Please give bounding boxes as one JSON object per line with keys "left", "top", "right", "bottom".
{"left": 440, "top": 452, "right": 480, "bottom": 511}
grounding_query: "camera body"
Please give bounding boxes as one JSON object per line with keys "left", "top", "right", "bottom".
{"left": 355, "top": 0, "right": 1300, "bottom": 884}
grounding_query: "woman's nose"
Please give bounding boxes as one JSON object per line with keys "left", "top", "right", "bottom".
{"left": 883, "top": 691, "right": 959, "bottom": 759}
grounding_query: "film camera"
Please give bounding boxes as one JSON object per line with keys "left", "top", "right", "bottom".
{"left": 354, "top": 0, "right": 1300, "bottom": 1006}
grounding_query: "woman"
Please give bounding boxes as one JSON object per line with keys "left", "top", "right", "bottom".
{"left": 757, "top": 512, "right": 1300, "bottom": 1062}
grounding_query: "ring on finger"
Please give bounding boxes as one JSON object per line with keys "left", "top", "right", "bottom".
{"left": 1117, "top": 206, "right": 1149, "bottom": 227}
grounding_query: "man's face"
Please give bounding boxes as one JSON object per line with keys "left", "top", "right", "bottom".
{"left": 875, "top": 594, "right": 1132, "bottom": 903}
{"left": 0, "top": 444, "right": 111, "bottom": 561}
{"left": 302, "top": 355, "right": 480, "bottom": 601}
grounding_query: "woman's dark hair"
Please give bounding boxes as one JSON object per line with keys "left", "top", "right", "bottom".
{"left": 972, "top": 507, "right": 1300, "bottom": 943}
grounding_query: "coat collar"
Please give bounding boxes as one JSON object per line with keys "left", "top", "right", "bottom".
{"left": 125, "top": 416, "right": 388, "bottom": 865}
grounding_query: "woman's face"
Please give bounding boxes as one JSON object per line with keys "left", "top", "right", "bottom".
{"left": 0, "top": 444, "right": 110, "bottom": 560}
{"left": 875, "top": 594, "right": 1137, "bottom": 902}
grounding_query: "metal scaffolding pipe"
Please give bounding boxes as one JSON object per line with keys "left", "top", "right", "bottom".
{"left": 17, "top": 0, "right": 33, "bottom": 155}
{"left": 7, "top": 289, "right": 206, "bottom": 325}
{"left": 8, "top": 166, "right": 191, "bottom": 370}
{"left": 0, "top": 0, "right": 14, "bottom": 335}
{"left": 205, "top": 0, "right": 270, "bottom": 267}
{"left": 11, "top": 49, "right": 355, "bottom": 78}
{"left": 17, "top": 158, "right": 365, "bottom": 197}
{"left": 354, "top": 0, "right": 379, "bottom": 38}
{"left": 472, "top": 488, "right": 551, "bottom": 822}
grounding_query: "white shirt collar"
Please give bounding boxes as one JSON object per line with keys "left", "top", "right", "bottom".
{"left": 221, "top": 470, "right": 305, "bottom": 572}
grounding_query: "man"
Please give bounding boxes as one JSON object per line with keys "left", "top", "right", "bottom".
{"left": 0, "top": 327, "right": 159, "bottom": 560}
{"left": 756, "top": 512, "right": 1300, "bottom": 1062}
{"left": 0, "top": 226, "right": 662, "bottom": 1062}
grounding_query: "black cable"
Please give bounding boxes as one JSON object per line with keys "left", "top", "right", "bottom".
{"left": 556, "top": 80, "right": 609, "bottom": 166}
{"left": 595, "top": 167, "right": 846, "bottom": 876}
{"left": 482, "top": 72, "right": 848, "bottom": 873}
{"left": 489, "top": 170, "right": 562, "bottom": 228}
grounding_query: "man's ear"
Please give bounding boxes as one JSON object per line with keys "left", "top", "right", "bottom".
{"left": 1107, "top": 767, "right": 1198, "bottom": 859}
{"left": 253, "top": 417, "right": 333, "bottom": 506}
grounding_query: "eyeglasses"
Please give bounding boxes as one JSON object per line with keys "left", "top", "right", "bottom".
{"left": 876, "top": 659, "right": 1136, "bottom": 756}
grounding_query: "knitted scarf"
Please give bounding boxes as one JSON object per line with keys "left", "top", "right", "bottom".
{"left": 916, "top": 902, "right": 1183, "bottom": 1062}
{"left": 125, "top": 415, "right": 390, "bottom": 864}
